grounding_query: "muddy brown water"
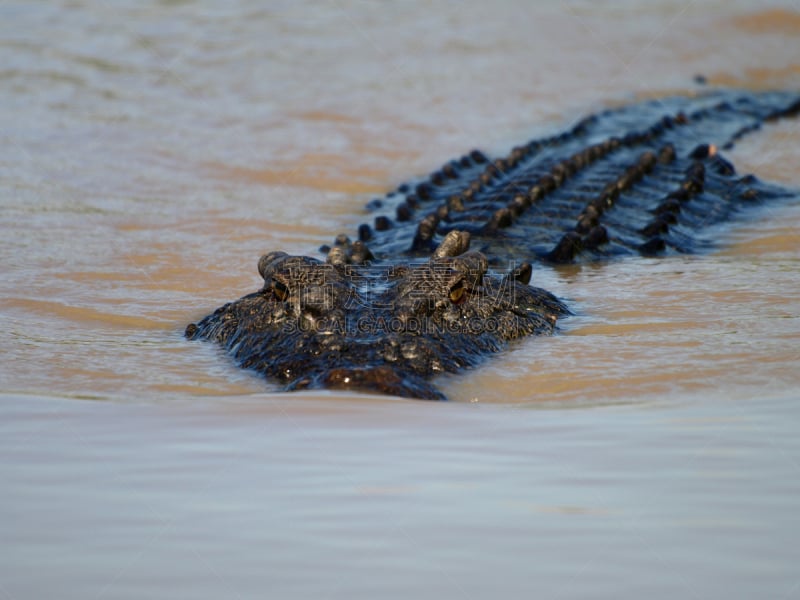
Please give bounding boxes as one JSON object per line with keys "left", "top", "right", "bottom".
{"left": 2, "top": 2, "right": 800, "bottom": 598}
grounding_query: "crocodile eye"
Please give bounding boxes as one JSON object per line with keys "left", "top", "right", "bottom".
{"left": 449, "top": 280, "right": 466, "bottom": 305}
{"left": 272, "top": 279, "right": 289, "bottom": 301}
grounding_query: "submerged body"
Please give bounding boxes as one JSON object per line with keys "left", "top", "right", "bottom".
{"left": 187, "top": 89, "right": 800, "bottom": 399}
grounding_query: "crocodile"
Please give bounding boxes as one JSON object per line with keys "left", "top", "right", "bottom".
{"left": 186, "top": 89, "right": 800, "bottom": 400}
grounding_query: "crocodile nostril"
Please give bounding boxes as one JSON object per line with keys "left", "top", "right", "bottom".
{"left": 318, "top": 366, "right": 446, "bottom": 401}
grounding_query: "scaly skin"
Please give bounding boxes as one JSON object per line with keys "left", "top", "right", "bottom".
{"left": 187, "top": 89, "right": 800, "bottom": 400}
{"left": 186, "top": 231, "right": 568, "bottom": 400}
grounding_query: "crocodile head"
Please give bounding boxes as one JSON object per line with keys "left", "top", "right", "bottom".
{"left": 186, "top": 231, "right": 568, "bottom": 400}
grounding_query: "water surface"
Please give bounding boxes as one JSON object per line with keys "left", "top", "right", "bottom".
{"left": 2, "top": 1, "right": 800, "bottom": 598}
